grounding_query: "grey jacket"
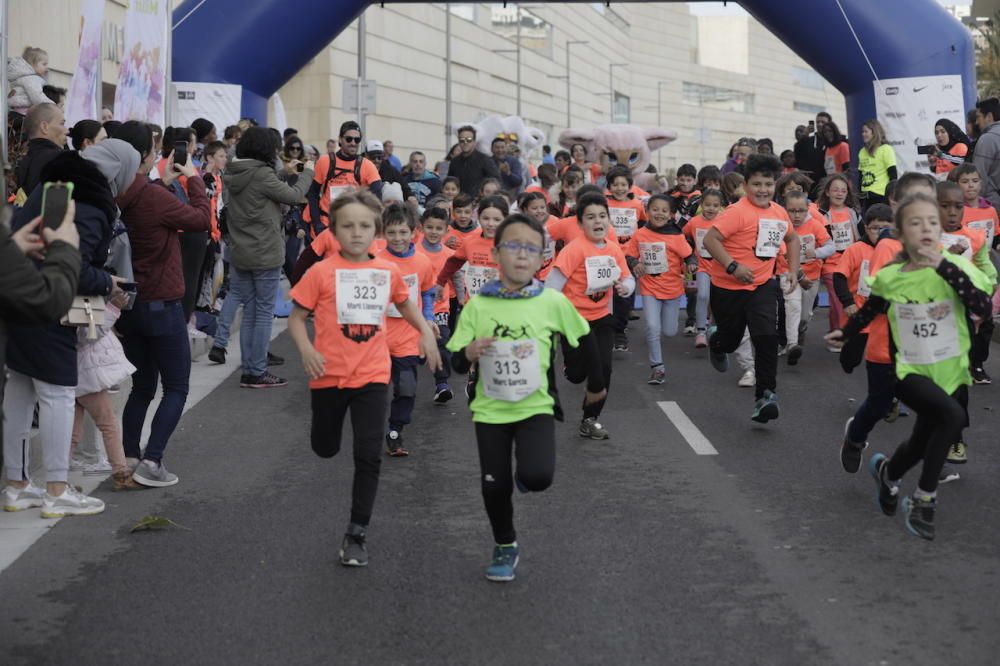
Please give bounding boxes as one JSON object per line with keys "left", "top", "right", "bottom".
{"left": 7, "top": 57, "right": 49, "bottom": 111}
{"left": 972, "top": 121, "right": 1000, "bottom": 210}
{"left": 223, "top": 159, "right": 313, "bottom": 271}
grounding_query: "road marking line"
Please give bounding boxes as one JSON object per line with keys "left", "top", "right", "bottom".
{"left": 657, "top": 401, "right": 719, "bottom": 455}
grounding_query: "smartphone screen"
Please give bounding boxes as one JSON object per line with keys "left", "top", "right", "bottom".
{"left": 42, "top": 183, "right": 71, "bottom": 231}
{"left": 174, "top": 141, "right": 189, "bottom": 166}
{"left": 296, "top": 162, "right": 305, "bottom": 173}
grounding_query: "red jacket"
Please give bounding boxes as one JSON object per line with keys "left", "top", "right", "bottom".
{"left": 117, "top": 175, "right": 211, "bottom": 303}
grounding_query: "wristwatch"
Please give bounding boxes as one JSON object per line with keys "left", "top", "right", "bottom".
{"left": 726, "top": 261, "right": 739, "bottom": 275}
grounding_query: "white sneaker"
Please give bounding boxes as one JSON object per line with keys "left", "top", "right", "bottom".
{"left": 777, "top": 345, "right": 788, "bottom": 357}
{"left": 3, "top": 482, "right": 46, "bottom": 512}
{"left": 738, "top": 370, "right": 756, "bottom": 387}
{"left": 69, "top": 455, "right": 87, "bottom": 472}
{"left": 82, "top": 459, "right": 112, "bottom": 476}
{"left": 41, "top": 486, "right": 105, "bottom": 518}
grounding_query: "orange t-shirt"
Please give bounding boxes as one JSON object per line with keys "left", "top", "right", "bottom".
{"left": 452, "top": 231, "right": 499, "bottom": 301}
{"left": 624, "top": 228, "right": 693, "bottom": 300}
{"left": 442, "top": 223, "right": 480, "bottom": 251}
{"left": 708, "top": 198, "right": 791, "bottom": 291}
{"left": 548, "top": 215, "right": 619, "bottom": 247}
{"left": 310, "top": 229, "right": 384, "bottom": 258}
{"left": 824, "top": 142, "right": 850, "bottom": 174}
{"left": 863, "top": 237, "right": 902, "bottom": 364}
{"left": 378, "top": 249, "right": 436, "bottom": 357}
{"left": 551, "top": 236, "right": 630, "bottom": 322}
{"left": 778, "top": 217, "right": 831, "bottom": 281}
{"left": 416, "top": 241, "right": 455, "bottom": 315}
{"left": 963, "top": 205, "right": 998, "bottom": 248}
{"left": 538, "top": 215, "right": 561, "bottom": 281}
{"left": 605, "top": 195, "right": 647, "bottom": 241}
{"left": 941, "top": 225, "right": 986, "bottom": 258}
{"left": 524, "top": 184, "right": 551, "bottom": 204}
{"left": 289, "top": 254, "right": 409, "bottom": 389}
{"left": 833, "top": 240, "right": 875, "bottom": 310}
{"left": 683, "top": 214, "right": 720, "bottom": 275}
{"left": 821, "top": 207, "right": 857, "bottom": 274}
{"left": 306, "top": 153, "right": 381, "bottom": 223}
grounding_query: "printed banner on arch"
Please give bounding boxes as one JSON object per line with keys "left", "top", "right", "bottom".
{"left": 64, "top": 0, "right": 105, "bottom": 127}
{"left": 113, "top": 0, "right": 169, "bottom": 126}
{"left": 873, "top": 75, "right": 965, "bottom": 176}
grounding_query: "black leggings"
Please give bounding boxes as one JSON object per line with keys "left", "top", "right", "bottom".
{"left": 887, "top": 374, "right": 968, "bottom": 493}
{"left": 475, "top": 414, "right": 555, "bottom": 544}
{"left": 310, "top": 384, "right": 388, "bottom": 526}
{"left": 562, "top": 314, "right": 614, "bottom": 419}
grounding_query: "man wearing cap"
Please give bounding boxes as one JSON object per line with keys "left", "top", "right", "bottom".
{"left": 366, "top": 140, "right": 415, "bottom": 204}
{"left": 305, "top": 120, "right": 383, "bottom": 237}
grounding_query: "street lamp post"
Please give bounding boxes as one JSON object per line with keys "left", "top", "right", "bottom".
{"left": 445, "top": 5, "right": 452, "bottom": 153}
{"left": 566, "top": 40, "right": 588, "bottom": 128}
{"left": 609, "top": 63, "right": 628, "bottom": 121}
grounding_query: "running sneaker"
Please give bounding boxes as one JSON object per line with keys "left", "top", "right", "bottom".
{"left": 648, "top": 367, "right": 666, "bottom": 385}
{"left": 339, "top": 525, "right": 369, "bottom": 567}
{"left": 786, "top": 344, "right": 803, "bottom": 366}
{"left": 132, "top": 460, "right": 179, "bottom": 487}
{"left": 683, "top": 324, "right": 697, "bottom": 337}
{"left": 433, "top": 384, "right": 454, "bottom": 405}
{"left": 3, "top": 482, "right": 45, "bottom": 512}
{"left": 751, "top": 390, "right": 779, "bottom": 423}
{"left": 902, "top": 493, "right": 936, "bottom": 540}
{"left": 266, "top": 352, "right": 285, "bottom": 366}
{"left": 386, "top": 430, "right": 409, "bottom": 457}
{"left": 883, "top": 398, "right": 901, "bottom": 423}
{"left": 777, "top": 345, "right": 788, "bottom": 357}
{"left": 868, "top": 453, "right": 899, "bottom": 516}
{"left": 579, "top": 417, "right": 609, "bottom": 440}
{"left": 840, "top": 417, "right": 868, "bottom": 474}
{"left": 41, "top": 486, "right": 105, "bottom": 518}
{"left": 737, "top": 370, "right": 755, "bottom": 387}
{"left": 694, "top": 332, "right": 707, "bottom": 348}
{"left": 240, "top": 372, "right": 288, "bottom": 388}
{"left": 826, "top": 345, "right": 842, "bottom": 353}
{"left": 208, "top": 346, "right": 226, "bottom": 364}
{"left": 938, "top": 464, "right": 960, "bottom": 484}
{"left": 947, "top": 441, "right": 967, "bottom": 465}
{"left": 613, "top": 333, "right": 629, "bottom": 352}
{"left": 486, "top": 543, "right": 520, "bottom": 582}
{"left": 707, "top": 326, "right": 729, "bottom": 373}
{"left": 971, "top": 366, "right": 991, "bottom": 385}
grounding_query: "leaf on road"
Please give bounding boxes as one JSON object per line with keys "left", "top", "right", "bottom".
{"left": 129, "top": 515, "right": 190, "bottom": 533}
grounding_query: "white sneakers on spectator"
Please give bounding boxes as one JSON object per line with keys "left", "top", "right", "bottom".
{"left": 41, "top": 486, "right": 105, "bottom": 518}
{"left": 3, "top": 482, "right": 46, "bottom": 512}
{"left": 70, "top": 455, "right": 113, "bottom": 475}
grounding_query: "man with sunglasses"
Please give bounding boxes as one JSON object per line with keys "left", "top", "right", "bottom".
{"left": 305, "top": 120, "right": 383, "bottom": 238}
{"left": 447, "top": 125, "right": 500, "bottom": 197}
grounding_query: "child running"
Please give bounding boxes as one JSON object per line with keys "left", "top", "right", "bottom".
{"left": 825, "top": 193, "right": 993, "bottom": 540}
{"left": 288, "top": 191, "right": 442, "bottom": 567}
{"left": 416, "top": 206, "right": 457, "bottom": 404}
{"left": 702, "top": 154, "right": 801, "bottom": 423}
{"left": 447, "top": 213, "right": 590, "bottom": 582}
{"left": 437, "top": 195, "right": 509, "bottom": 301}
{"left": 516, "top": 190, "right": 559, "bottom": 279}
{"left": 546, "top": 191, "right": 635, "bottom": 439}
{"left": 683, "top": 189, "right": 725, "bottom": 348}
{"left": 624, "top": 194, "right": 693, "bottom": 384}
{"left": 817, "top": 174, "right": 861, "bottom": 342}
{"left": 378, "top": 203, "right": 439, "bottom": 457}
{"left": 605, "top": 165, "right": 647, "bottom": 352}
{"left": 443, "top": 193, "right": 479, "bottom": 251}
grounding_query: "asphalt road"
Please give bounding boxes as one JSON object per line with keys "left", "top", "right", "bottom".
{"left": 1, "top": 311, "right": 998, "bottom": 665}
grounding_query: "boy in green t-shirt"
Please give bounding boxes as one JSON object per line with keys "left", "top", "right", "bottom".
{"left": 447, "top": 213, "right": 590, "bottom": 582}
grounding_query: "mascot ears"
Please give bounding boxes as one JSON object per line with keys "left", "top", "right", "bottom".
{"left": 558, "top": 128, "right": 595, "bottom": 151}
{"left": 645, "top": 128, "right": 678, "bottom": 151}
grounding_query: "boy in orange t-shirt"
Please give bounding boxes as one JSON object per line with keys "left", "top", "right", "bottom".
{"left": 702, "top": 154, "right": 801, "bottom": 423}
{"left": 605, "top": 166, "right": 646, "bottom": 351}
{"left": 288, "top": 191, "right": 441, "bottom": 567}
{"left": 416, "top": 206, "right": 457, "bottom": 404}
{"left": 951, "top": 163, "right": 998, "bottom": 250}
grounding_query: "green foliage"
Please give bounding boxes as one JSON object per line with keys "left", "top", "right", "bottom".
{"left": 130, "top": 515, "right": 190, "bottom": 533}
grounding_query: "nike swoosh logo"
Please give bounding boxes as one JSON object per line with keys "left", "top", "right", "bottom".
{"left": 913, "top": 86, "right": 928, "bottom": 93}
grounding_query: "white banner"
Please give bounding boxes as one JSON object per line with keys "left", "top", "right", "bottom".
{"left": 874, "top": 75, "right": 965, "bottom": 175}
{"left": 114, "top": 0, "right": 169, "bottom": 126}
{"left": 65, "top": 0, "right": 104, "bottom": 126}
{"left": 171, "top": 82, "right": 242, "bottom": 130}
{"left": 270, "top": 93, "right": 287, "bottom": 135}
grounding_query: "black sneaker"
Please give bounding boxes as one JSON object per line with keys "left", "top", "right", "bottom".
{"left": 339, "top": 524, "right": 368, "bottom": 566}
{"left": 385, "top": 430, "right": 408, "bottom": 457}
{"left": 786, "top": 344, "right": 803, "bottom": 366}
{"left": 613, "top": 333, "right": 629, "bottom": 352}
{"left": 971, "top": 366, "right": 991, "bottom": 385}
{"left": 751, "top": 390, "right": 779, "bottom": 423}
{"left": 902, "top": 493, "right": 936, "bottom": 540}
{"left": 840, "top": 417, "right": 867, "bottom": 474}
{"left": 240, "top": 372, "right": 288, "bottom": 388}
{"left": 868, "top": 453, "right": 899, "bottom": 516}
{"left": 208, "top": 346, "right": 226, "bottom": 364}
{"left": 267, "top": 352, "right": 285, "bottom": 366}
{"left": 433, "top": 384, "right": 453, "bottom": 405}
{"left": 938, "top": 463, "right": 960, "bottom": 484}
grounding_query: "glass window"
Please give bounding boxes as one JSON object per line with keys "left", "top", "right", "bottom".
{"left": 682, "top": 82, "right": 754, "bottom": 114}
{"left": 613, "top": 92, "right": 630, "bottom": 124}
{"left": 793, "top": 101, "right": 827, "bottom": 114}
{"left": 448, "top": 4, "right": 476, "bottom": 21}
{"left": 792, "top": 66, "right": 825, "bottom": 91}
{"left": 490, "top": 5, "right": 553, "bottom": 58}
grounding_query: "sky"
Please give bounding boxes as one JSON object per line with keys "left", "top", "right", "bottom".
{"left": 687, "top": 0, "right": 970, "bottom": 16}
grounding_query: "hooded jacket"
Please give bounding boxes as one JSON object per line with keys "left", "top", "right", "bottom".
{"left": 7, "top": 56, "right": 49, "bottom": 112}
{"left": 15, "top": 138, "right": 63, "bottom": 196}
{"left": 972, "top": 121, "right": 1000, "bottom": 210}
{"left": 223, "top": 159, "right": 313, "bottom": 271}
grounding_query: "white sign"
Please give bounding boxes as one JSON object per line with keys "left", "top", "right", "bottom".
{"left": 171, "top": 82, "right": 243, "bottom": 131}
{"left": 343, "top": 79, "right": 377, "bottom": 115}
{"left": 874, "top": 75, "right": 965, "bottom": 175}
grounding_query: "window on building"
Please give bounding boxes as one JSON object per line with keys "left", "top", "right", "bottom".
{"left": 682, "top": 82, "right": 754, "bottom": 113}
{"left": 792, "top": 66, "right": 825, "bottom": 91}
{"left": 793, "top": 101, "right": 827, "bottom": 115}
{"left": 490, "top": 5, "right": 553, "bottom": 58}
{"left": 614, "top": 92, "right": 630, "bottom": 124}
{"left": 448, "top": 4, "right": 477, "bottom": 22}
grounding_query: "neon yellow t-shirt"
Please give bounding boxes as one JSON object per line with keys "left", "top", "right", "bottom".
{"left": 858, "top": 144, "right": 897, "bottom": 197}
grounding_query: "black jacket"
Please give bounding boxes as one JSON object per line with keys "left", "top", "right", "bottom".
{"left": 15, "top": 138, "right": 63, "bottom": 196}
{"left": 793, "top": 134, "right": 826, "bottom": 188}
{"left": 447, "top": 150, "right": 500, "bottom": 196}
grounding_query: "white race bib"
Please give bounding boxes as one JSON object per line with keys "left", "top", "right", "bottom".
{"left": 830, "top": 220, "right": 855, "bottom": 252}
{"left": 463, "top": 264, "right": 498, "bottom": 298}
{"left": 543, "top": 232, "right": 556, "bottom": 262}
{"left": 387, "top": 273, "right": 419, "bottom": 318}
{"left": 480, "top": 339, "right": 543, "bottom": 402}
{"left": 695, "top": 228, "right": 711, "bottom": 258}
{"left": 609, "top": 207, "right": 638, "bottom": 238}
{"left": 857, "top": 259, "right": 871, "bottom": 298}
{"left": 639, "top": 242, "right": 668, "bottom": 274}
{"left": 336, "top": 268, "right": 391, "bottom": 325}
{"left": 755, "top": 218, "right": 786, "bottom": 258}
{"left": 940, "top": 232, "right": 973, "bottom": 260}
{"left": 584, "top": 255, "right": 621, "bottom": 295}
{"left": 894, "top": 301, "right": 961, "bottom": 365}
{"left": 327, "top": 184, "right": 354, "bottom": 204}
{"left": 824, "top": 154, "right": 836, "bottom": 175}
{"left": 800, "top": 233, "right": 816, "bottom": 262}
{"left": 967, "top": 219, "right": 995, "bottom": 250}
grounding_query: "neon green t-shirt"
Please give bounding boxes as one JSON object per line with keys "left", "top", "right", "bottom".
{"left": 447, "top": 288, "right": 590, "bottom": 424}
{"left": 858, "top": 144, "right": 897, "bottom": 196}
{"left": 870, "top": 255, "right": 992, "bottom": 394}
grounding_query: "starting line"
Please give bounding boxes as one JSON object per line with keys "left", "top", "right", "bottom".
{"left": 657, "top": 401, "right": 719, "bottom": 456}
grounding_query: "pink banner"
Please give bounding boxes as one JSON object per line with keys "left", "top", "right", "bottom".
{"left": 64, "top": 0, "right": 105, "bottom": 126}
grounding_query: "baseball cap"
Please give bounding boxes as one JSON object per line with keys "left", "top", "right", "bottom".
{"left": 366, "top": 140, "right": 384, "bottom": 153}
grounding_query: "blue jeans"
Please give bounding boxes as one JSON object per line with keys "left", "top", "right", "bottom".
{"left": 695, "top": 271, "right": 711, "bottom": 331}
{"left": 119, "top": 300, "right": 191, "bottom": 463}
{"left": 642, "top": 295, "right": 682, "bottom": 367}
{"left": 213, "top": 274, "right": 241, "bottom": 350}
{"left": 232, "top": 266, "right": 280, "bottom": 376}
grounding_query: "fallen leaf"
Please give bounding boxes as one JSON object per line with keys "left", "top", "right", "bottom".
{"left": 130, "top": 515, "right": 190, "bottom": 533}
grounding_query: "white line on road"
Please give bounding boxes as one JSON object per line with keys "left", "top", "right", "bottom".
{"left": 657, "top": 401, "right": 719, "bottom": 456}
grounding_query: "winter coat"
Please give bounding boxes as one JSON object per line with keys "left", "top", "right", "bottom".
{"left": 75, "top": 305, "right": 135, "bottom": 397}
{"left": 972, "top": 121, "right": 1000, "bottom": 211}
{"left": 7, "top": 57, "right": 49, "bottom": 113}
{"left": 223, "top": 158, "right": 313, "bottom": 271}
{"left": 14, "top": 138, "right": 63, "bottom": 196}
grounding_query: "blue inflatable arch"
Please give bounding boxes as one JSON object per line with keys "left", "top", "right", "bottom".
{"left": 172, "top": 0, "right": 975, "bottom": 154}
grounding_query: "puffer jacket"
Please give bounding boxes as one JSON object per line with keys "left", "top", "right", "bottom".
{"left": 7, "top": 57, "right": 49, "bottom": 112}
{"left": 223, "top": 159, "right": 313, "bottom": 271}
{"left": 75, "top": 305, "right": 136, "bottom": 397}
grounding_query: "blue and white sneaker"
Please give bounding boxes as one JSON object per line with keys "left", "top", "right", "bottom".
{"left": 868, "top": 453, "right": 899, "bottom": 516}
{"left": 751, "top": 390, "right": 779, "bottom": 423}
{"left": 707, "top": 326, "right": 729, "bottom": 373}
{"left": 486, "top": 543, "right": 519, "bottom": 582}
{"left": 902, "top": 493, "right": 936, "bottom": 540}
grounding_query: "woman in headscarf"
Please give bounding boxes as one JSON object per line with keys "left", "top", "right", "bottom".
{"left": 928, "top": 118, "right": 970, "bottom": 176}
